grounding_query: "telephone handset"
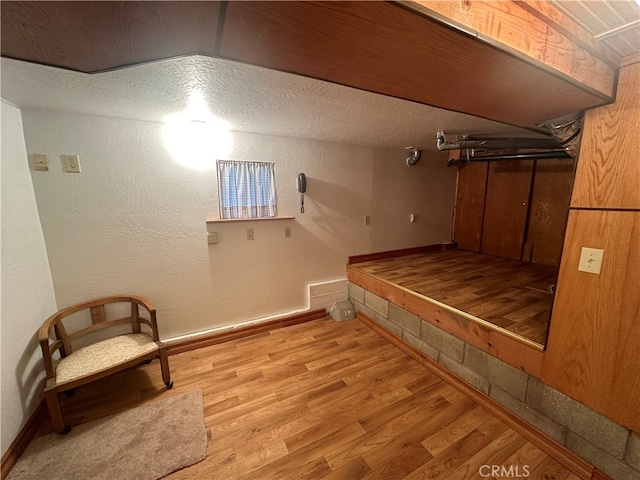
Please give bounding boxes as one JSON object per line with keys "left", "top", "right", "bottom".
{"left": 297, "top": 173, "right": 306, "bottom": 193}
{"left": 297, "top": 173, "right": 306, "bottom": 213}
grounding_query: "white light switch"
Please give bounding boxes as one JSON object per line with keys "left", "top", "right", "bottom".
{"left": 578, "top": 247, "right": 604, "bottom": 275}
{"left": 207, "top": 232, "right": 218, "bottom": 245}
{"left": 31, "top": 154, "right": 49, "bottom": 171}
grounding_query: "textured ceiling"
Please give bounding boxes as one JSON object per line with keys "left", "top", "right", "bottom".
{"left": 0, "top": 55, "right": 537, "bottom": 151}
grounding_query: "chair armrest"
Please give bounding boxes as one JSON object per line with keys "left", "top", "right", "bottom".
{"left": 127, "top": 295, "right": 159, "bottom": 341}
{"left": 38, "top": 318, "right": 58, "bottom": 380}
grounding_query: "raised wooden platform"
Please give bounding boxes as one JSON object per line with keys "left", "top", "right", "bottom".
{"left": 347, "top": 249, "right": 560, "bottom": 377}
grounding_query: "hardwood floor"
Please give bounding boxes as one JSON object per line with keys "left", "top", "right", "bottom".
{"left": 349, "top": 250, "right": 558, "bottom": 345}
{"left": 40, "top": 317, "right": 580, "bottom": 480}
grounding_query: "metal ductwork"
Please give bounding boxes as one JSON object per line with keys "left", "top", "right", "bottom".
{"left": 436, "top": 131, "right": 563, "bottom": 152}
{"left": 439, "top": 114, "right": 582, "bottom": 168}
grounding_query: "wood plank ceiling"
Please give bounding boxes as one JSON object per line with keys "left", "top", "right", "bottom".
{"left": 552, "top": 0, "right": 640, "bottom": 58}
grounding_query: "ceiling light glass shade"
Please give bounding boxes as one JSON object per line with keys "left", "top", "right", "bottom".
{"left": 162, "top": 91, "right": 233, "bottom": 170}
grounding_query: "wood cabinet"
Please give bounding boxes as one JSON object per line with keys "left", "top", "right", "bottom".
{"left": 542, "top": 60, "right": 640, "bottom": 434}
{"left": 542, "top": 210, "right": 640, "bottom": 433}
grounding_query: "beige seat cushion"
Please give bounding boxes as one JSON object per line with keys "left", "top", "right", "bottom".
{"left": 55, "top": 333, "right": 159, "bottom": 384}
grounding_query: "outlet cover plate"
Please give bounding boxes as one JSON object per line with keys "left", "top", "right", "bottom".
{"left": 62, "top": 154, "right": 81, "bottom": 173}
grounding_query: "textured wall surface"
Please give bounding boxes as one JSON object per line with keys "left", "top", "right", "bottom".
{"left": 1, "top": 56, "right": 531, "bottom": 150}
{"left": 22, "top": 109, "right": 456, "bottom": 340}
{"left": 1, "top": 101, "right": 58, "bottom": 455}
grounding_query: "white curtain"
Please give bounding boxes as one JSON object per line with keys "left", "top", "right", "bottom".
{"left": 217, "top": 160, "right": 277, "bottom": 219}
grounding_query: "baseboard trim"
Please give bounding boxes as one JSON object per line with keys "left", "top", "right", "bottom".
{"left": 166, "top": 308, "right": 327, "bottom": 355}
{"left": 1, "top": 400, "right": 47, "bottom": 480}
{"left": 347, "top": 242, "right": 456, "bottom": 265}
{"left": 357, "top": 312, "right": 596, "bottom": 480}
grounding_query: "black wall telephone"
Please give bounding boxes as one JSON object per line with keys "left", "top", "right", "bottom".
{"left": 297, "top": 173, "right": 306, "bottom": 213}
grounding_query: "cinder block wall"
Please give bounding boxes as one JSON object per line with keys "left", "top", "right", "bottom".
{"left": 349, "top": 283, "right": 640, "bottom": 480}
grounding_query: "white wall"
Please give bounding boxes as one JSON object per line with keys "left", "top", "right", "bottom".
{"left": 22, "top": 110, "right": 456, "bottom": 339}
{"left": 1, "top": 101, "right": 58, "bottom": 455}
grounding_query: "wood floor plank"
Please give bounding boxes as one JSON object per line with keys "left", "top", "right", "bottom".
{"left": 349, "top": 250, "right": 556, "bottom": 344}
{"left": 33, "top": 317, "right": 586, "bottom": 480}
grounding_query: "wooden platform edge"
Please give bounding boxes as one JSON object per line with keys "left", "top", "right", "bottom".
{"left": 166, "top": 308, "right": 327, "bottom": 355}
{"left": 347, "top": 242, "right": 456, "bottom": 265}
{"left": 357, "top": 312, "right": 596, "bottom": 480}
{"left": 347, "top": 266, "right": 545, "bottom": 376}
{"left": 1, "top": 400, "right": 47, "bottom": 480}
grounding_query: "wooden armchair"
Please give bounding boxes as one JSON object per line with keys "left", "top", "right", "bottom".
{"left": 38, "top": 295, "right": 173, "bottom": 433}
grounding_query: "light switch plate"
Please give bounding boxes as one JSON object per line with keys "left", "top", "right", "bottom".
{"left": 578, "top": 247, "right": 604, "bottom": 275}
{"left": 31, "top": 154, "right": 49, "bottom": 171}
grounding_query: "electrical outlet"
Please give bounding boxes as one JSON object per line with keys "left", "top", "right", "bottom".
{"left": 207, "top": 232, "right": 218, "bottom": 245}
{"left": 578, "top": 247, "right": 604, "bottom": 275}
{"left": 284, "top": 227, "right": 291, "bottom": 238}
{"left": 62, "top": 154, "right": 81, "bottom": 173}
{"left": 246, "top": 228, "right": 254, "bottom": 241}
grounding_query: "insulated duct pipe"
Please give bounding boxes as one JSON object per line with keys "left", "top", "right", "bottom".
{"left": 437, "top": 130, "right": 562, "bottom": 151}
{"left": 447, "top": 150, "right": 571, "bottom": 167}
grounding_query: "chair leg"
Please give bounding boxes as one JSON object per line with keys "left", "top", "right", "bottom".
{"left": 159, "top": 348, "right": 173, "bottom": 389}
{"left": 45, "top": 390, "right": 69, "bottom": 434}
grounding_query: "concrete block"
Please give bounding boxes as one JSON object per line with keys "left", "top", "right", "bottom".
{"left": 353, "top": 299, "right": 376, "bottom": 322}
{"left": 348, "top": 282, "right": 365, "bottom": 304}
{"left": 490, "top": 386, "right": 566, "bottom": 443}
{"left": 566, "top": 433, "right": 640, "bottom": 480}
{"left": 464, "top": 344, "right": 528, "bottom": 401}
{"left": 527, "top": 378, "right": 629, "bottom": 459}
{"left": 364, "top": 291, "right": 388, "bottom": 318}
{"left": 388, "top": 304, "right": 421, "bottom": 337}
{"left": 421, "top": 320, "right": 464, "bottom": 363}
{"left": 373, "top": 314, "right": 402, "bottom": 338}
{"left": 439, "top": 353, "right": 490, "bottom": 394}
{"left": 625, "top": 432, "right": 640, "bottom": 472}
{"left": 403, "top": 331, "right": 438, "bottom": 361}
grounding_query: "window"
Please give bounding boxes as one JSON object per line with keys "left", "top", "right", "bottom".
{"left": 217, "top": 160, "right": 277, "bottom": 219}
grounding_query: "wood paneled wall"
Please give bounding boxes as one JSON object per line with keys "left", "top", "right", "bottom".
{"left": 542, "top": 60, "right": 640, "bottom": 434}
{"left": 453, "top": 158, "right": 574, "bottom": 267}
{"left": 570, "top": 63, "right": 640, "bottom": 210}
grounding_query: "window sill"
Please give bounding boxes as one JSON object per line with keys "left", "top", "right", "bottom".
{"left": 206, "top": 216, "right": 295, "bottom": 224}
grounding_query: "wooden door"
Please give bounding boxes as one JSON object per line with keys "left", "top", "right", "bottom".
{"left": 453, "top": 162, "right": 488, "bottom": 252}
{"left": 525, "top": 158, "right": 575, "bottom": 266}
{"left": 480, "top": 160, "right": 534, "bottom": 260}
